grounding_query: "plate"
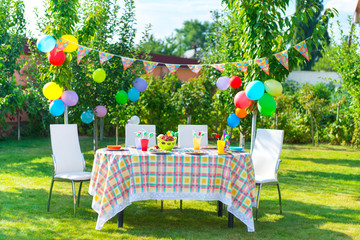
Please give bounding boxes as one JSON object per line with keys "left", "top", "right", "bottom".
{"left": 150, "top": 151, "right": 173, "bottom": 155}
{"left": 106, "top": 148, "right": 128, "bottom": 151}
{"left": 229, "top": 147, "right": 244, "bottom": 152}
{"left": 200, "top": 146, "right": 217, "bottom": 150}
{"left": 107, "top": 145, "right": 122, "bottom": 150}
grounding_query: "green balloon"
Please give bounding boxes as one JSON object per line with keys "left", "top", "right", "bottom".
{"left": 257, "top": 93, "right": 276, "bottom": 116}
{"left": 115, "top": 90, "right": 128, "bottom": 104}
{"left": 93, "top": 68, "right": 106, "bottom": 83}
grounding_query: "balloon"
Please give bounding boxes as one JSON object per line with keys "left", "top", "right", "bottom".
{"left": 133, "top": 78, "right": 148, "bottom": 92}
{"left": 115, "top": 90, "right": 128, "bottom": 104}
{"left": 216, "top": 76, "right": 230, "bottom": 90}
{"left": 257, "top": 93, "right": 277, "bottom": 116}
{"left": 43, "top": 82, "right": 63, "bottom": 100}
{"left": 264, "top": 79, "right": 283, "bottom": 96}
{"left": 81, "top": 110, "right": 94, "bottom": 124}
{"left": 37, "top": 35, "right": 56, "bottom": 53}
{"left": 245, "top": 80, "right": 265, "bottom": 100}
{"left": 95, "top": 105, "right": 107, "bottom": 117}
{"left": 128, "top": 88, "right": 140, "bottom": 102}
{"left": 93, "top": 68, "right": 106, "bottom": 83}
{"left": 49, "top": 99, "right": 65, "bottom": 116}
{"left": 227, "top": 113, "right": 240, "bottom": 128}
{"left": 48, "top": 48, "right": 65, "bottom": 66}
{"left": 234, "top": 91, "right": 252, "bottom": 109}
{"left": 235, "top": 108, "right": 247, "bottom": 118}
{"left": 229, "top": 76, "right": 242, "bottom": 89}
{"left": 61, "top": 90, "right": 78, "bottom": 106}
{"left": 129, "top": 115, "right": 140, "bottom": 124}
{"left": 61, "top": 35, "right": 78, "bottom": 53}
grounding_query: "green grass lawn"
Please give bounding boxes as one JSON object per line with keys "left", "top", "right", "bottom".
{"left": 0, "top": 137, "right": 359, "bottom": 240}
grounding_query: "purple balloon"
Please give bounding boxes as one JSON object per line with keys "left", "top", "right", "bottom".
{"left": 61, "top": 90, "right": 78, "bottom": 106}
{"left": 133, "top": 78, "right": 148, "bottom": 92}
{"left": 216, "top": 76, "right": 230, "bottom": 90}
{"left": 95, "top": 105, "right": 107, "bottom": 117}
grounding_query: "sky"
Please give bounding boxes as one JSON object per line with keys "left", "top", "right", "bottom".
{"left": 24, "top": 0, "right": 358, "bottom": 43}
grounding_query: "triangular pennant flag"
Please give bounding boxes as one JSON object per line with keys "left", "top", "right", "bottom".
{"left": 143, "top": 61, "right": 158, "bottom": 75}
{"left": 188, "top": 65, "right": 202, "bottom": 74}
{"left": 294, "top": 40, "right": 309, "bottom": 61}
{"left": 211, "top": 63, "right": 225, "bottom": 73}
{"left": 54, "top": 38, "right": 69, "bottom": 53}
{"left": 121, "top": 57, "right": 135, "bottom": 70}
{"left": 234, "top": 62, "right": 248, "bottom": 74}
{"left": 255, "top": 57, "right": 270, "bottom": 75}
{"left": 77, "top": 46, "right": 91, "bottom": 65}
{"left": 99, "top": 52, "right": 113, "bottom": 65}
{"left": 274, "top": 50, "right": 289, "bottom": 70}
{"left": 165, "top": 64, "right": 180, "bottom": 74}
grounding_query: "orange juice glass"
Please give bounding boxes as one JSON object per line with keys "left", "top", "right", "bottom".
{"left": 217, "top": 140, "right": 225, "bottom": 153}
{"left": 193, "top": 138, "right": 201, "bottom": 150}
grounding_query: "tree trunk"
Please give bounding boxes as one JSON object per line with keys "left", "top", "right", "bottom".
{"left": 100, "top": 117, "right": 104, "bottom": 141}
{"left": 187, "top": 115, "right": 192, "bottom": 124}
{"left": 230, "top": 127, "right": 233, "bottom": 139}
{"left": 314, "top": 117, "right": 319, "bottom": 147}
{"left": 336, "top": 105, "right": 339, "bottom": 123}
{"left": 310, "top": 115, "right": 314, "bottom": 146}
{"left": 239, "top": 131, "right": 245, "bottom": 148}
{"left": 275, "top": 110, "right": 278, "bottom": 129}
{"left": 116, "top": 124, "right": 119, "bottom": 145}
{"left": 64, "top": 105, "right": 68, "bottom": 124}
{"left": 216, "top": 105, "right": 219, "bottom": 132}
{"left": 250, "top": 109, "right": 257, "bottom": 153}
{"left": 17, "top": 110, "right": 21, "bottom": 141}
{"left": 93, "top": 117, "right": 98, "bottom": 151}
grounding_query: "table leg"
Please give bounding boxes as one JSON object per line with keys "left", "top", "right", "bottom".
{"left": 228, "top": 212, "right": 234, "bottom": 228}
{"left": 117, "top": 210, "right": 124, "bottom": 228}
{"left": 217, "top": 201, "right": 223, "bottom": 217}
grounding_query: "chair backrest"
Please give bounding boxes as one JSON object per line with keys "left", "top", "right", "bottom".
{"left": 125, "top": 124, "right": 156, "bottom": 147}
{"left": 50, "top": 124, "right": 85, "bottom": 175}
{"left": 178, "top": 125, "right": 208, "bottom": 148}
{"left": 252, "top": 128, "right": 284, "bottom": 180}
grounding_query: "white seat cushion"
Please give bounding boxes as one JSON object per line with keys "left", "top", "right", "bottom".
{"left": 55, "top": 171, "right": 91, "bottom": 181}
{"left": 255, "top": 175, "right": 278, "bottom": 184}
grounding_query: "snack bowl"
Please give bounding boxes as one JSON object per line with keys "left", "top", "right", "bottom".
{"left": 157, "top": 136, "right": 177, "bottom": 151}
{"left": 107, "top": 145, "right": 122, "bottom": 150}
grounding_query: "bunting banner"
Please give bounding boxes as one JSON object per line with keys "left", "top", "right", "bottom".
{"left": 54, "top": 38, "right": 69, "bottom": 53}
{"left": 212, "top": 64, "right": 225, "bottom": 73}
{"left": 294, "top": 41, "right": 309, "bottom": 61}
{"left": 77, "top": 46, "right": 91, "bottom": 65}
{"left": 121, "top": 57, "right": 135, "bottom": 70}
{"left": 99, "top": 52, "right": 114, "bottom": 65}
{"left": 165, "top": 64, "right": 180, "bottom": 74}
{"left": 234, "top": 62, "right": 248, "bottom": 74}
{"left": 188, "top": 65, "right": 202, "bottom": 74}
{"left": 255, "top": 58, "right": 269, "bottom": 75}
{"left": 274, "top": 50, "right": 289, "bottom": 70}
{"left": 143, "top": 61, "right": 158, "bottom": 75}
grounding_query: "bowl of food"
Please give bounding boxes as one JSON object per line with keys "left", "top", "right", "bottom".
{"left": 157, "top": 134, "right": 177, "bottom": 151}
{"left": 107, "top": 145, "right": 122, "bottom": 150}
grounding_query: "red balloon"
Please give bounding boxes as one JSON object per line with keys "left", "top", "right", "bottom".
{"left": 234, "top": 91, "right": 253, "bottom": 109}
{"left": 230, "top": 76, "right": 242, "bottom": 89}
{"left": 48, "top": 48, "right": 65, "bottom": 66}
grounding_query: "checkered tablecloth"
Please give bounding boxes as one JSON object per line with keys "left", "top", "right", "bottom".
{"left": 89, "top": 148, "right": 256, "bottom": 232}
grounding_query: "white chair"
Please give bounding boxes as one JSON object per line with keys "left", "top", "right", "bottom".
{"left": 125, "top": 124, "right": 156, "bottom": 147}
{"left": 178, "top": 125, "right": 208, "bottom": 148}
{"left": 48, "top": 124, "right": 91, "bottom": 216}
{"left": 251, "top": 128, "right": 284, "bottom": 220}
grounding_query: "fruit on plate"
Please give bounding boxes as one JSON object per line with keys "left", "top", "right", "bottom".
{"left": 157, "top": 134, "right": 177, "bottom": 151}
{"left": 107, "top": 145, "right": 121, "bottom": 150}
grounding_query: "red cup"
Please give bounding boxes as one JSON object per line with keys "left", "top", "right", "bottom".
{"left": 140, "top": 139, "right": 149, "bottom": 151}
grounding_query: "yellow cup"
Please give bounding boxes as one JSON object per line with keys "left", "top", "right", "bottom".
{"left": 217, "top": 140, "right": 225, "bottom": 153}
{"left": 193, "top": 138, "right": 201, "bottom": 150}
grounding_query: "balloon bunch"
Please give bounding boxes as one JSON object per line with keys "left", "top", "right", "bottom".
{"left": 128, "top": 116, "right": 140, "bottom": 125}
{"left": 116, "top": 78, "right": 147, "bottom": 105}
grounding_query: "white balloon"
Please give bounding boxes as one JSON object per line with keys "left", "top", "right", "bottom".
{"left": 129, "top": 115, "right": 140, "bottom": 124}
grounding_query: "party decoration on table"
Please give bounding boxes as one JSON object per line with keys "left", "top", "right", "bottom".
{"left": 54, "top": 38, "right": 69, "bottom": 53}
{"left": 245, "top": 80, "right": 265, "bottom": 100}
{"left": 135, "top": 130, "right": 154, "bottom": 151}
{"left": 81, "top": 110, "right": 94, "bottom": 124}
{"left": 216, "top": 76, "right": 230, "bottom": 90}
{"left": 257, "top": 93, "right": 277, "bottom": 116}
{"left": 37, "top": 35, "right": 56, "bottom": 53}
{"left": 192, "top": 130, "right": 206, "bottom": 150}
{"left": 215, "top": 133, "right": 220, "bottom": 140}
{"left": 77, "top": 46, "right": 91, "bottom": 65}
{"left": 128, "top": 88, "right": 140, "bottom": 102}
{"left": 264, "top": 79, "right": 283, "bottom": 96}
{"left": 43, "top": 82, "right": 63, "bottom": 100}
{"left": 121, "top": 57, "right": 135, "bottom": 70}
{"left": 157, "top": 133, "right": 177, "bottom": 151}
{"left": 212, "top": 63, "right": 225, "bottom": 73}
{"left": 143, "top": 61, "right": 158, "bottom": 75}
{"left": 234, "top": 61, "right": 248, "bottom": 74}
{"left": 294, "top": 40, "right": 309, "bottom": 61}
{"left": 115, "top": 90, "right": 128, "bottom": 105}
{"left": 95, "top": 105, "right": 107, "bottom": 117}
{"left": 227, "top": 113, "right": 240, "bottom": 128}
{"left": 229, "top": 76, "right": 242, "bottom": 89}
{"left": 235, "top": 108, "right": 247, "bottom": 118}
{"left": 49, "top": 99, "right": 65, "bottom": 116}
{"left": 166, "top": 64, "right": 180, "bottom": 74}
{"left": 255, "top": 57, "right": 269, "bottom": 75}
{"left": 234, "top": 91, "right": 253, "bottom": 109}
{"left": 133, "top": 78, "right": 148, "bottom": 92}
{"left": 99, "top": 52, "right": 113, "bottom": 65}
{"left": 188, "top": 65, "right": 202, "bottom": 74}
{"left": 61, "top": 90, "right": 78, "bottom": 106}
{"left": 48, "top": 48, "right": 65, "bottom": 66}
{"left": 61, "top": 35, "right": 78, "bottom": 52}
{"left": 93, "top": 68, "right": 106, "bottom": 83}
{"left": 128, "top": 115, "right": 140, "bottom": 124}
{"left": 274, "top": 50, "right": 289, "bottom": 70}
{"left": 221, "top": 129, "right": 230, "bottom": 150}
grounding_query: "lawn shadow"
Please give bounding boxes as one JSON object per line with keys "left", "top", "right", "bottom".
{"left": 282, "top": 144, "right": 358, "bottom": 153}
{"left": 286, "top": 156, "right": 360, "bottom": 168}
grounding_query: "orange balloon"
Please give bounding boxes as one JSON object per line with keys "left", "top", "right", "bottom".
{"left": 235, "top": 108, "right": 247, "bottom": 118}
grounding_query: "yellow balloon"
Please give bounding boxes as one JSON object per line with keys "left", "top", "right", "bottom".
{"left": 264, "top": 79, "right": 283, "bottom": 96}
{"left": 61, "top": 35, "right": 78, "bottom": 52}
{"left": 43, "top": 82, "right": 63, "bottom": 100}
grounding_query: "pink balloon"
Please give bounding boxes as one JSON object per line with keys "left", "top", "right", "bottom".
{"left": 95, "top": 105, "right": 107, "bottom": 117}
{"left": 234, "top": 91, "right": 253, "bottom": 109}
{"left": 61, "top": 90, "right": 78, "bottom": 106}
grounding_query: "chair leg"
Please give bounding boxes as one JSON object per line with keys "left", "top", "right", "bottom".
{"left": 256, "top": 183, "right": 262, "bottom": 221}
{"left": 277, "top": 183, "right": 282, "bottom": 214}
{"left": 217, "top": 201, "right": 223, "bottom": 217}
{"left": 118, "top": 210, "right": 124, "bottom": 228}
{"left": 180, "top": 200, "right": 183, "bottom": 212}
{"left": 47, "top": 178, "right": 55, "bottom": 212}
{"left": 77, "top": 181, "right": 83, "bottom": 206}
{"left": 71, "top": 181, "right": 77, "bottom": 216}
{"left": 161, "top": 200, "right": 164, "bottom": 211}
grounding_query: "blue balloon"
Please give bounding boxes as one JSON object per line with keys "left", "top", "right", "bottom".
{"left": 37, "top": 35, "right": 56, "bottom": 53}
{"left": 227, "top": 113, "right": 240, "bottom": 128}
{"left": 49, "top": 99, "right": 65, "bottom": 116}
{"left": 81, "top": 110, "right": 94, "bottom": 124}
{"left": 128, "top": 88, "right": 140, "bottom": 102}
{"left": 245, "top": 80, "right": 265, "bottom": 100}
{"left": 133, "top": 78, "right": 147, "bottom": 92}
